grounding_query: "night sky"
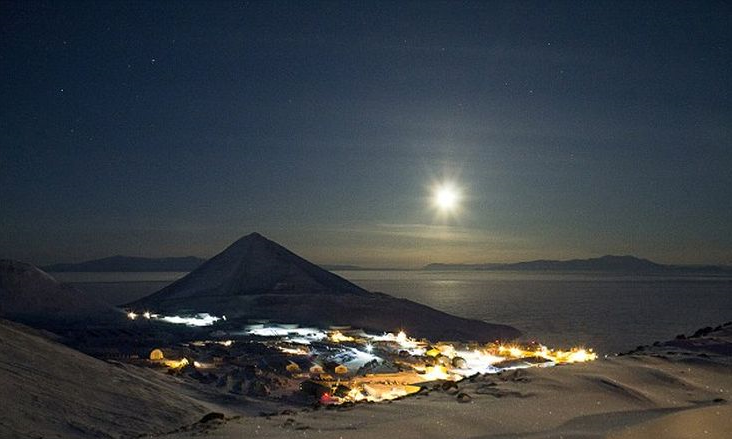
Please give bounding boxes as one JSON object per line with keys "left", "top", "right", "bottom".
{"left": 1, "top": 1, "right": 730, "bottom": 267}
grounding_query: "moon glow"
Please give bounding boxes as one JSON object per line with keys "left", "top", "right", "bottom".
{"left": 432, "top": 182, "right": 461, "bottom": 213}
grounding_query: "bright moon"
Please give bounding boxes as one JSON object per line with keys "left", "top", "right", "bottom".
{"left": 433, "top": 182, "right": 461, "bottom": 212}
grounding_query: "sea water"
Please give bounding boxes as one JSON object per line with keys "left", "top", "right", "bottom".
{"left": 56, "top": 270, "right": 732, "bottom": 354}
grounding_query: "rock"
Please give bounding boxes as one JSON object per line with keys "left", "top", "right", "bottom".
{"left": 441, "top": 381, "right": 459, "bottom": 395}
{"left": 456, "top": 392, "right": 472, "bottom": 403}
{"left": 199, "top": 412, "right": 225, "bottom": 423}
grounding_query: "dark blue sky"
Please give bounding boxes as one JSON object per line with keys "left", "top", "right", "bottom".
{"left": 1, "top": 1, "right": 730, "bottom": 266}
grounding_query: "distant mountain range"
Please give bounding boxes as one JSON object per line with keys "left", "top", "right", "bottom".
{"left": 42, "top": 256, "right": 206, "bottom": 272}
{"left": 319, "top": 264, "right": 365, "bottom": 271}
{"left": 43, "top": 258, "right": 384, "bottom": 273}
{"left": 319, "top": 265, "right": 405, "bottom": 271}
{"left": 423, "top": 255, "right": 732, "bottom": 274}
{"left": 40, "top": 254, "right": 731, "bottom": 274}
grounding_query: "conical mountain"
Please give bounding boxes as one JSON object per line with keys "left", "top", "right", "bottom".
{"left": 127, "top": 233, "right": 521, "bottom": 341}
{"left": 131, "top": 232, "right": 368, "bottom": 305}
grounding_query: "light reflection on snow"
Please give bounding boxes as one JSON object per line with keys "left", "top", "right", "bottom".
{"left": 125, "top": 308, "right": 222, "bottom": 327}
{"left": 243, "top": 326, "right": 328, "bottom": 344}
{"left": 125, "top": 315, "right": 597, "bottom": 405}
{"left": 156, "top": 313, "right": 221, "bottom": 327}
{"left": 262, "top": 325, "right": 596, "bottom": 404}
{"left": 333, "top": 347, "right": 381, "bottom": 370}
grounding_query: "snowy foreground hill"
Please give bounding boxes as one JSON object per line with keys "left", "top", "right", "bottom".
{"left": 0, "top": 319, "right": 208, "bottom": 438}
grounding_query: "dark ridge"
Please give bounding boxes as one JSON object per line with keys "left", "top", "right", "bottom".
{"left": 42, "top": 255, "right": 206, "bottom": 272}
{"left": 424, "top": 255, "right": 732, "bottom": 274}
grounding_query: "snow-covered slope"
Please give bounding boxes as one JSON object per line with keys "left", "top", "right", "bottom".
{"left": 0, "top": 319, "right": 207, "bottom": 438}
{"left": 0, "top": 259, "right": 107, "bottom": 321}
